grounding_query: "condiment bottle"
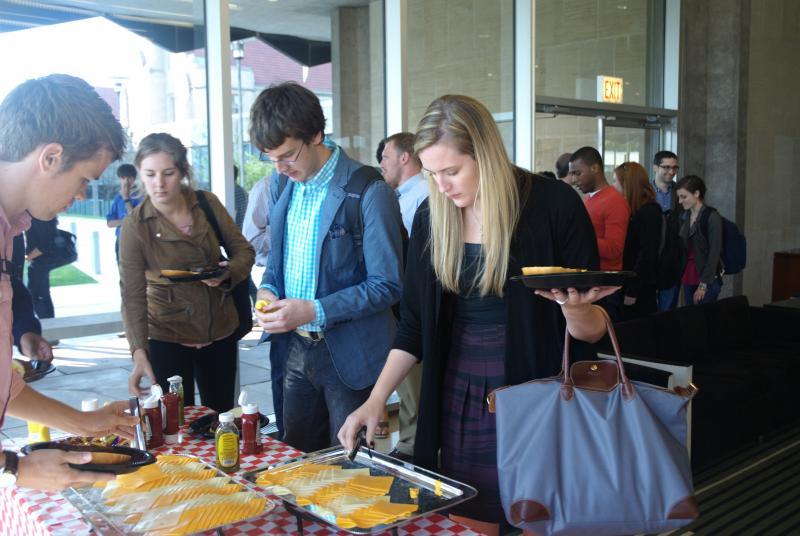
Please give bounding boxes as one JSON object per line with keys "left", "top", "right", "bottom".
{"left": 168, "top": 375, "right": 185, "bottom": 426}
{"left": 161, "top": 391, "right": 180, "bottom": 444}
{"left": 241, "top": 402, "right": 262, "bottom": 455}
{"left": 215, "top": 412, "right": 239, "bottom": 472}
{"left": 142, "top": 385, "right": 164, "bottom": 449}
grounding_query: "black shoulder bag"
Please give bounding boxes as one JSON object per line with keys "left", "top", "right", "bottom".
{"left": 195, "top": 191, "right": 253, "bottom": 340}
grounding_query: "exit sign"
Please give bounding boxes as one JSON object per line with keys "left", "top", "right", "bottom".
{"left": 597, "top": 76, "right": 624, "bottom": 104}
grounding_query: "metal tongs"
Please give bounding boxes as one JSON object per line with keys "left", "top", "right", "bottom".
{"left": 128, "top": 396, "right": 147, "bottom": 451}
{"left": 347, "top": 426, "right": 373, "bottom": 462}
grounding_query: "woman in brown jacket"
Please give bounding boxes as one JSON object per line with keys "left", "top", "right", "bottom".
{"left": 119, "top": 133, "right": 254, "bottom": 411}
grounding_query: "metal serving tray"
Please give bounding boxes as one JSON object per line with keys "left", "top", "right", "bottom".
{"left": 61, "top": 456, "right": 276, "bottom": 536}
{"left": 242, "top": 446, "right": 477, "bottom": 535}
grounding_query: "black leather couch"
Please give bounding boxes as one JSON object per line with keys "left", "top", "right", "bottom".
{"left": 600, "top": 296, "right": 800, "bottom": 471}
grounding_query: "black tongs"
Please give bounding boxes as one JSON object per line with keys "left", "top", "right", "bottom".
{"left": 348, "top": 426, "right": 373, "bottom": 462}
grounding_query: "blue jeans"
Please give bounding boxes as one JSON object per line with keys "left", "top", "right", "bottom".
{"left": 282, "top": 333, "right": 372, "bottom": 453}
{"left": 682, "top": 280, "right": 722, "bottom": 306}
{"left": 657, "top": 285, "right": 680, "bottom": 311}
{"left": 264, "top": 335, "right": 287, "bottom": 439}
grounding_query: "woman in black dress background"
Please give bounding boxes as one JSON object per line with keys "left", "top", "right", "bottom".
{"left": 614, "top": 161, "right": 661, "bottom": 319}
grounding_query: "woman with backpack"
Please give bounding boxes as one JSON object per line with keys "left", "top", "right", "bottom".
{"left": 675, "top": 175, "right": 723, "bottom": 304}
{"left": 613, "top": 162, "right": 661, "bottom": 319}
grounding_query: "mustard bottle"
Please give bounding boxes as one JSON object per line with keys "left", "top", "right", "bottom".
{"left": 215, "top": 412, "right": 239, "bottom": 472}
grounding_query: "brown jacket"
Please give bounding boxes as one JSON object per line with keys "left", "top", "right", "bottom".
{"left": 119, "top": 189, "right": 255, "bottom": 352}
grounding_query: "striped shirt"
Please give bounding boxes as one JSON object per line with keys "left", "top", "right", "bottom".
{"left": 282, "top": 139, "right": 340, "bottom": 331}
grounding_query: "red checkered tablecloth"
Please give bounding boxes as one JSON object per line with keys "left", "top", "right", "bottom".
{"left": 0, "top": 406, "right": 481, "bottom": 536}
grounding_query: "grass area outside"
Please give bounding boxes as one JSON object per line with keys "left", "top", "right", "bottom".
{"left": 50, "top": 264, "right": 97, "bottom": 286}
{"left": 22, "top": 262, "right": 97, "bottom": 287}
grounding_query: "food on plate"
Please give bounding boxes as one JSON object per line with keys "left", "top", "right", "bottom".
{"left": 59, "top": 435, "right": 130, "bottom": 448}
{"left": 94, "top": 455, "right": 269, "bottom": 535}
{"left": 160, "top": 269, "right": 199, "bottom": 277}
{"left": 521, "top": 266, "right": 588, "bottom": 275}
{"left": 129, "top": 492, "right": 266, "bottom": 534}
{"left": 256, "top": 462, "right": 417, "bottom": 529}
{"left": 89, "top": 452, "right": 131, "bottom": 465}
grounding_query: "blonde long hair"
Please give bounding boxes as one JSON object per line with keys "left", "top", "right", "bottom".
{"left": 414, "top": 95, "right": 520, "bottom": 297}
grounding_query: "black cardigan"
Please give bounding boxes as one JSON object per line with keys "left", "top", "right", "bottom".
{"left": 622, "top": 201, "right": 661, "bottom": 297}
{"left": 393, "top": 171, "right": 600, "bottom": 470}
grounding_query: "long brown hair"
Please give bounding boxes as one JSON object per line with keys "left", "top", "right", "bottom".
{"left": 414, "top": 95, "right": 519, "bottom": 297}
{"left": 614, "top": 161, "right": 655, "bottom": 212}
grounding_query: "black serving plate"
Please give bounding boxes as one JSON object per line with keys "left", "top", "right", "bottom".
{"left": 160, "top": 267, "right": 224, "bottom": 282}
{"left": 21, "top": 441, "right": 156, "bottom": 475}
{"left": 512, "top": 270, "right": 636, "bottom": 290}
{"left": 188, "top": 411, "right": 270, "bottom": 439}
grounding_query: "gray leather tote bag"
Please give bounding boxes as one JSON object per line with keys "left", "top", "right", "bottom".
{"left": 488, "top": 310, "right": 698, "bottom": 535}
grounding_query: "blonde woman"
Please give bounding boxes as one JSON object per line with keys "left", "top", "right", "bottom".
{"left": 339, "top": 95, "right": 616, "bottom": 534}
{"left": 119, "top": 133, "right": 254, "bottom": 411}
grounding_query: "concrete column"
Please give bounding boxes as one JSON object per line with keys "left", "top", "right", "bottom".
{"left": 332, "top": 2, "right": 384, "bottom": 165}
{"left": 678, "top": 0, "right": 750, "bottom": 296}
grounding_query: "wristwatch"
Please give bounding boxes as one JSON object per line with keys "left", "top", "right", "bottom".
{"left": 0, "top": 450, "right": 19, "bottom": 488}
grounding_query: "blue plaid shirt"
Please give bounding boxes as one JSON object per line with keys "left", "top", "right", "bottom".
{"left": 264, "top": 139, "right": 340, "bottom": 331}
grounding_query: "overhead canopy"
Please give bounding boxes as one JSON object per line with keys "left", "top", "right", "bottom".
{"left": 0, "top": 1, "right": 331, "bottom": 66}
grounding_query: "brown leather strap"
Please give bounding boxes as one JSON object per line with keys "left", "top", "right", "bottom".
{"left": 561, "top": 306, "right": 635, "bottom": 401}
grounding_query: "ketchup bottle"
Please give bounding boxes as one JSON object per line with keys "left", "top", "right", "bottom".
{"left": 161, "top": 391, "right": 180, "bottom": 444}
{"left": 142, "top": 385, "right": 164, "bottom": 449}
{"left": 241, "top": 403, "right": 262, "bottom": 455}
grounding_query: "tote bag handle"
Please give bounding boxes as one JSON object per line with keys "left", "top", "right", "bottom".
{"left": 560, "top": 307, "right": 635, "bottom": 401}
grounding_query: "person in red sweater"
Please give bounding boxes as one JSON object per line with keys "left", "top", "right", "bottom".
{"left": 568, "top": 146, "right": 629, "bottom": 319}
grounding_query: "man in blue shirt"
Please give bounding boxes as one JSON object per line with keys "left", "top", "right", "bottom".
{"left": 379, "top": 131, "right": 427, "bottom": 461}
{"left": 651, "top": 150, "right": 681, "bottom": 311}
{"left": 251, "top": 82, "right": 403, "bottom": 453}
{"left": 380, "top": 132, "right": 428, "bottom": 236}
{"left": 106, "top": 163, "right": 142, "bottom": 261}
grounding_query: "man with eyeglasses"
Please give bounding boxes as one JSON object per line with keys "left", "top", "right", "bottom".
{"left": 652, "top": 151, "right": 679, "bottom": 214}
{"left": 652, "top": 150, "right": 683, "bottom": 310}
{"left": 250, "top": 82, "right": 403, "bottom": 453}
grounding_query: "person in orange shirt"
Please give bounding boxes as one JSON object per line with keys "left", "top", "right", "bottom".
{"left": 568, "top": 146, "right": 629, "bottom": 320}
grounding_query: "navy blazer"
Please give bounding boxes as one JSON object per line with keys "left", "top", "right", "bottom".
{"left": 261, "top": 149, "right": 404, "bottom": 390}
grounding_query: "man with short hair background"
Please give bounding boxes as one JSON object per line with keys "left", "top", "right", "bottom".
{"left": 569, "top": 146, "right": 629, "bottom": 320}
{"left": 379, "top": 131, "right": 428, "bottom": 461}
{"left": 380, "top": 132, "right": 428, "bottom": 235}
{"left": 652, "top": 150, "right": 682, "bottom": 311}
{"left": 251, "top": 82, "right": 403, "bottom": 453}
{"left": 0, "top": 74, "right": 138, "bottom": 491}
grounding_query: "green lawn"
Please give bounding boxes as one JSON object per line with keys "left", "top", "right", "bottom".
{"left": 50, "top": 264, "right": 97, "bottom": 286}
{"left": 22, "top": 263, "right": 97, "bottom": 287}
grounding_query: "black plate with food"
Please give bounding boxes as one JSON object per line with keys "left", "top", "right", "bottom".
{"left": 21, "top": 441, "right": 156, "bottom": 474}
{"left": 512, "top": 270, "right": 636, "bottom": 290}
{"left": 188, "top": 412, "right": 270, "bottom": 439}
{"left": 160, "top": 267, "right": 224, "bottom": 282}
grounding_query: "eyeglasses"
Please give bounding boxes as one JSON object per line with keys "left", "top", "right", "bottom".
{"left": 658, "top": 165, "right": 679, "bottom": 172}
{"left": 259, "top": 143, "right": 305, "bottom": 165}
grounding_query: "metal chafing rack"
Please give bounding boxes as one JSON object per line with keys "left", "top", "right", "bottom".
{"left": 243, "top": 445, "right": 477, "bottom": 535}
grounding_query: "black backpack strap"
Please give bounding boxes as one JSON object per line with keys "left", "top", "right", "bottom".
{"left": 195, "top": 190, "right": 228, "bottom": 258}
{"left": 698, "top": 206, "right": 716, "bottom": 241}
{"left": 343, "top": 166, "right": 383, "bottom": 248}
{"left": 277, "top": 174, "right": 289, "bottom": 199}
